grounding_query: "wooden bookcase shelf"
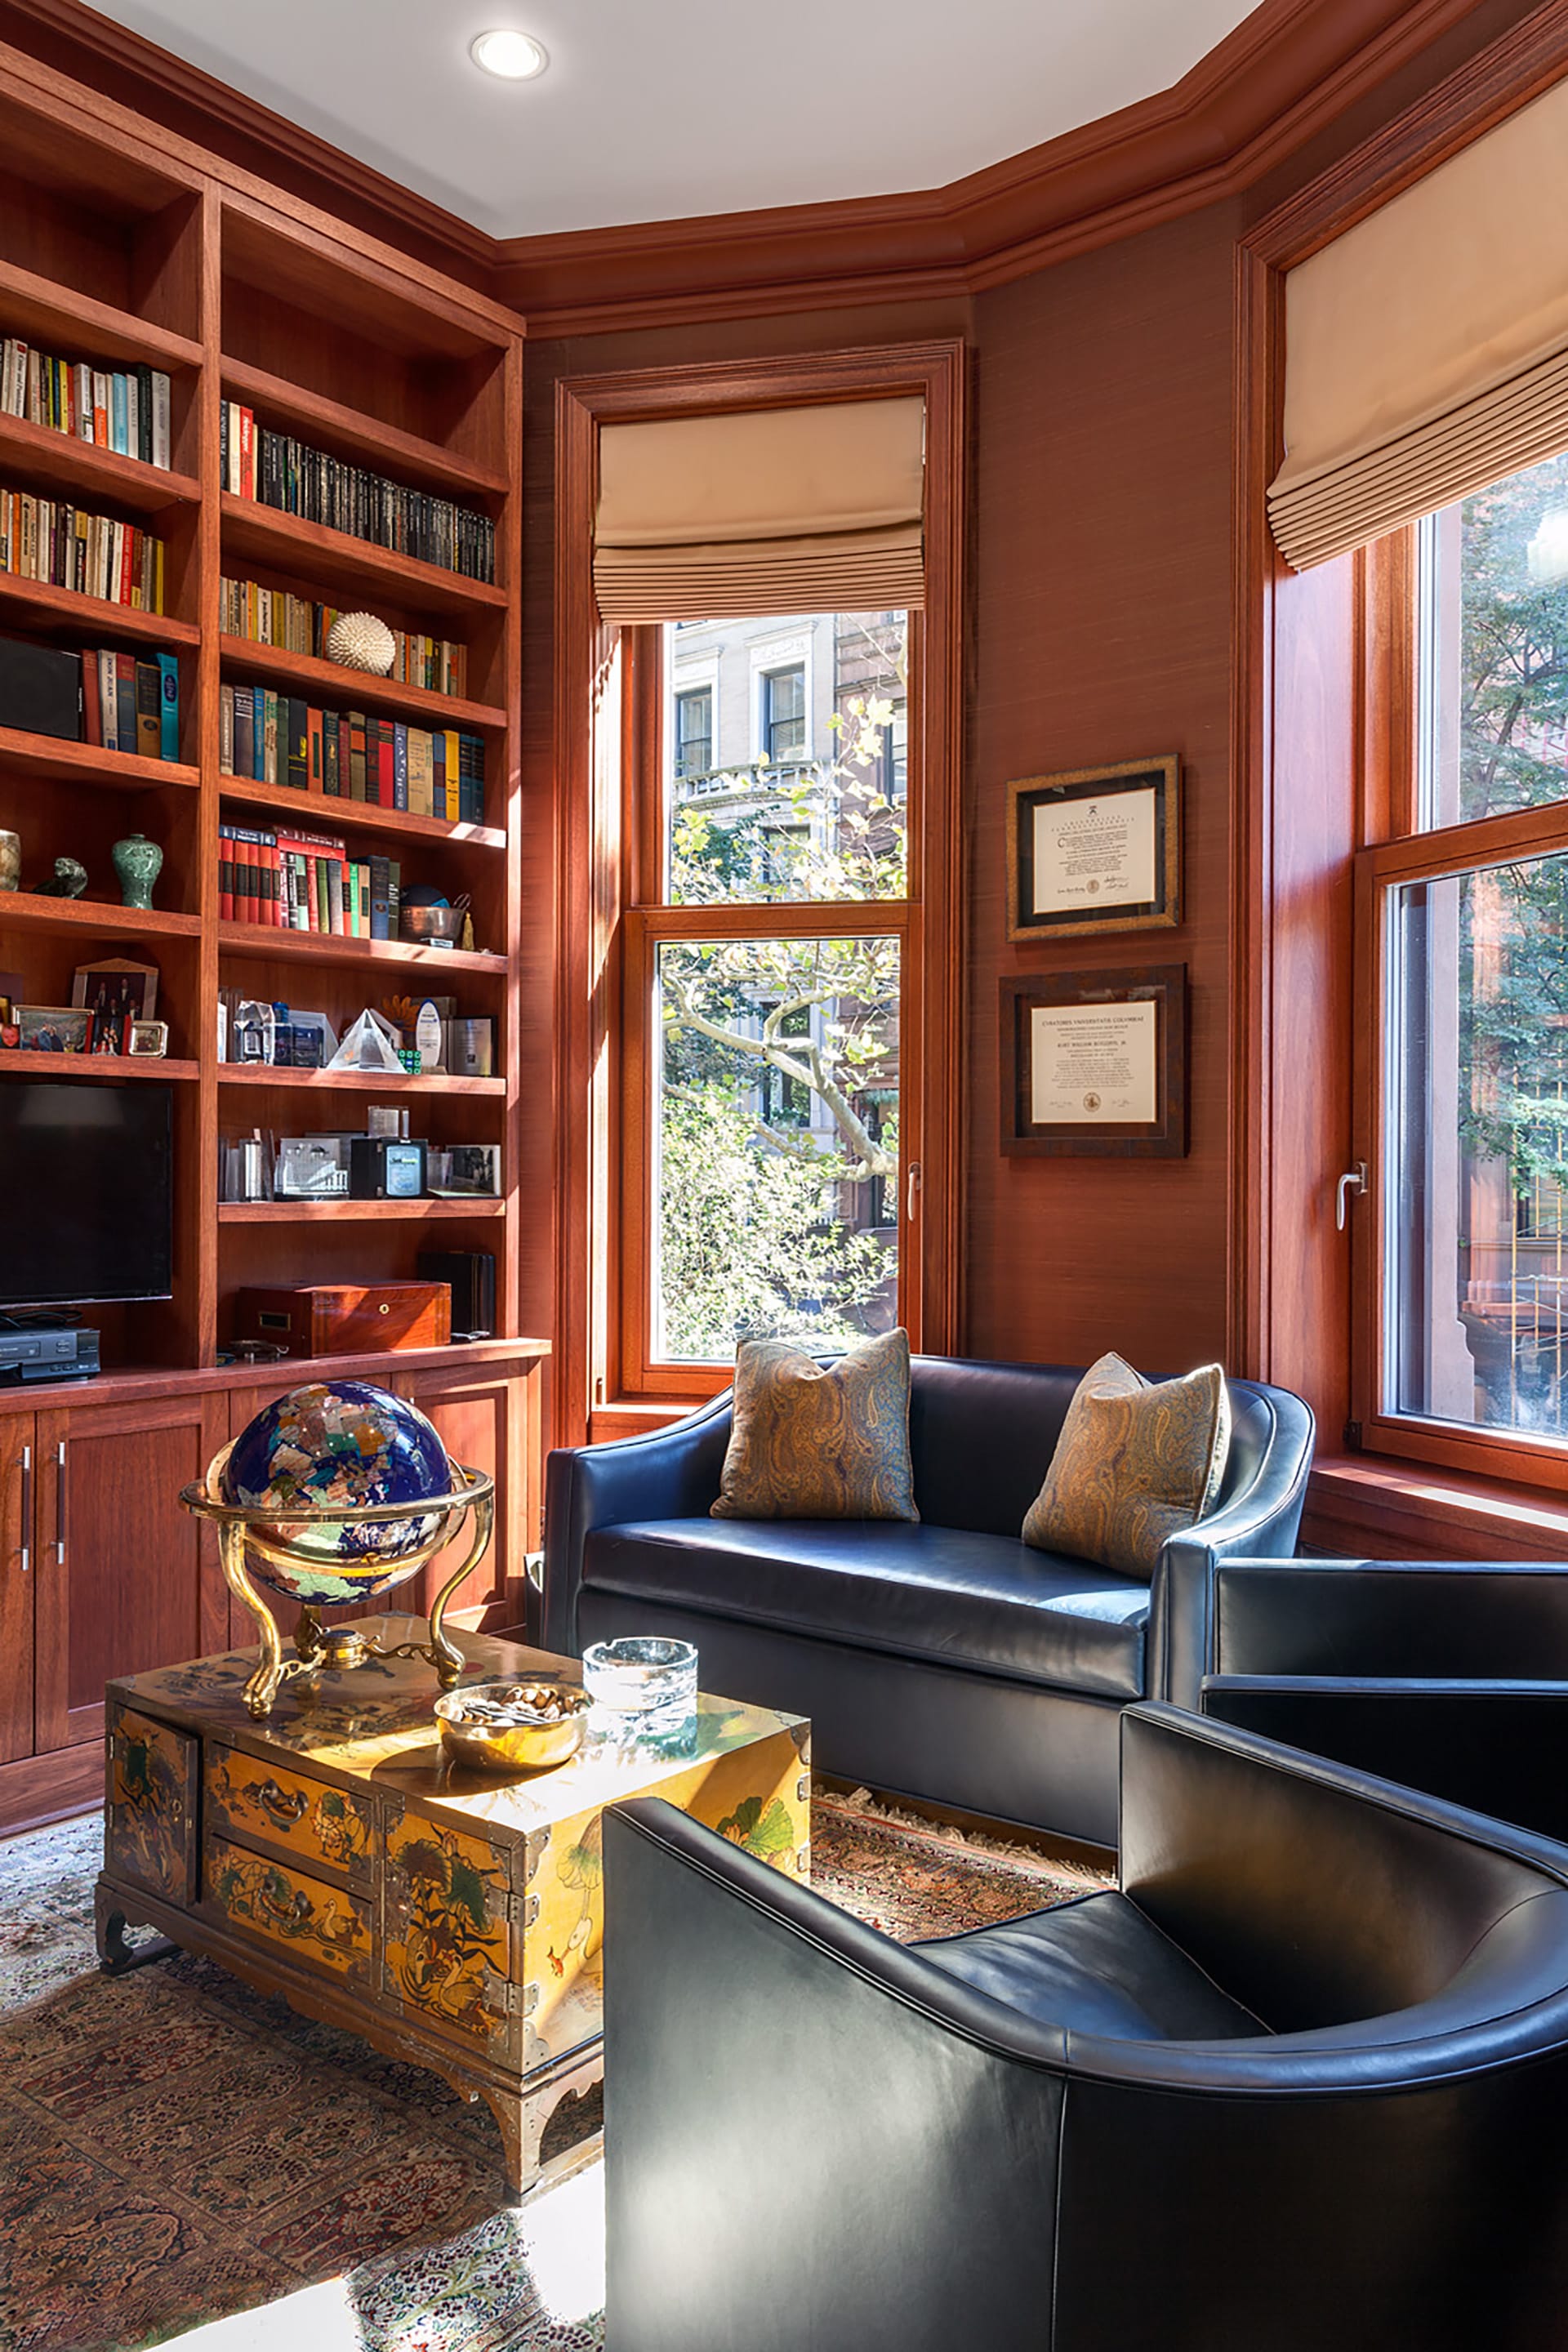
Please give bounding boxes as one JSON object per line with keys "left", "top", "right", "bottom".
{"left": 217, "top": 773, "right": 506, "bottom": 853}
{"left": 219, "top": 1197, "right": 507, "bottom": 1223}
{"left": 217, "top": 635, "right": 506, "bottom": 735}
{"left": 217, "top": 920, "right": 506, "bottom": 973}
{"left": 0, "top": 1049, "right": 200, "bottom": 1080}
{"left": 0, "top": 411, "right": 203, "bottom": 515}
{"left": 0, "top": 570, "right": 198, "bottom": 644}
{"left": 220, "top": 357, "right": 510, "bottom": 501}
{"left": 220, "top": 495, "right": 508, "bottom": 620}
{"left": 0, "top": 724, "right": 199, "bottom": 793}
{"left": 0, "top": 41, "right": 534, "bottom": 1838}
{"left": 218, "top": 1064, "right": 504, "bottom": 1095}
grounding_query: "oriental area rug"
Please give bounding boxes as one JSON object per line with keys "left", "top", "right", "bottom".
{"left": 1, "top": 1795, "right": 1108, "bottom": 2352}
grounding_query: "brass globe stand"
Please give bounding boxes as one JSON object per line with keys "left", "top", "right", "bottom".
{"left": 180, "top": 1441, "right": 496, "bottom": 1718}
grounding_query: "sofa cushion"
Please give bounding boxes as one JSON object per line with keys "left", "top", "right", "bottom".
{"left": 580, "top": 1519, "right": 1150, "bottom": 1700}
{"left": 1023, "top": 1352, "right": 1231, "bottom": 1574}
{"left": 915, "top": 1889, "right": 1266, "bottom": 2042}
{"left": 713, "top": 1330, "right": 918, "bottom": 1522}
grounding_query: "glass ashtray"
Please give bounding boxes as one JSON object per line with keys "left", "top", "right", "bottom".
{"left": 581, "top": 1637, "right": 697, "bottom": 1735}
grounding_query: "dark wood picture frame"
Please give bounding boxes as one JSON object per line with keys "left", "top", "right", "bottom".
{"left": 1000, "top": 964, "right": 1187, "bottom": 1156}
{"left": 1005, "top": 756, "right": 1180, "bottom": 942}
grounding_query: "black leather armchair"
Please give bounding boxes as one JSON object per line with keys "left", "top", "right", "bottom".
{"left": 1196, "top": 1556, "right": 1568, "bottom": 1839}
{"left": 602, "top": 1704, "right": 1568, "bottom": 2352}
{"left": 545, "top": 1355, "right": 1314, "bottom": 1843}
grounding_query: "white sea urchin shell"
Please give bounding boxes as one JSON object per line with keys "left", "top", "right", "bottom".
{"left": 325, "top": 611, "right": 397, "bottom": 675}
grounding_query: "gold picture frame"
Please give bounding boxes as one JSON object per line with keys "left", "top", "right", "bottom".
{"left": 1005, "top": 756, "right": 1180, "bottom": 942}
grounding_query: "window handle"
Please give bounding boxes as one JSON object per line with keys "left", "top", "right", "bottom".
{"left": 16, "top": 1446, "right": 30, "bottom": 1575}
{"left": 1335, "top": 1161, "right": 1368, "bottom": 1232}
{"left": 906, "top": 1160, "right": 923, "bottom": 1222}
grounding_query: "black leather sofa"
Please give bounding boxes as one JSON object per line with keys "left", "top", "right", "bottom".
{"left": 544, "top": 1354, "right": 1314, "bottom": 1844}
{"left": 602, "top": 1704, "right": 1568, "bottom": 2352}
{"left": 1196, "top": 1555, "right": 1568, "bottom": 1839}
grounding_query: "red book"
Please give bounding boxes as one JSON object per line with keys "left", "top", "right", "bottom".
{"left": 375, "top": 717, "right": 394, "bottom": 808}
{"left": 238, "top": 407, "right": 255, "bottom": 501}
{"left": 218, "top": 828, "right": 234, "bottom": 924}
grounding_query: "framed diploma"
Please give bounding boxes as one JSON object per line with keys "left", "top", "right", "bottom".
{"left": 1000, "top": 964, "right": 1187, "bottom": 1157}
{"left": 1004, "top": 756, "right": 1180, "bottom": 942}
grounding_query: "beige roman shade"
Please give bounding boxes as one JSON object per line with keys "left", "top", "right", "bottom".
{"left": 594, "top": 396, "right": 925, "bottom": 622}
{"left": 1270, "top": 73, "right": 1568, "bottom": 572}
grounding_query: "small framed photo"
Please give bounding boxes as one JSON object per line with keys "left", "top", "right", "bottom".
{"left": 127, "top": 1018, "right": 169, "bottom": 1058}
{"left": 71, "top": 958, "right": 159, "bottom": 1024}
{"left": 89, "top": 1009, "right": 130, "bottom": 1056}
{"left": 18, "top": 1005, "right": 91, "bottom": 1054}
{"left": 1000, "top": 964, "right": 1187, "bottom": 1158}
{"left": 1005, "top": 757, "right": 1180, "bottom": 942}
{"left": 425, "top": 1143, "right": 502, "bottom": 1197}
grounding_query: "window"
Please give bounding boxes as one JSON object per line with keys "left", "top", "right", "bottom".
{"left": 555, "top": 341, "right": 964, "bottom": 1442}
{"left": 629, "top": 611, "right": 911, "bottom": 1389}
{"left": 1358, "top": 448, "right": 1568, "bottom": 1477}
{"left": 675, "top": 687, "right": 712, "bottom": 780}
{"left": 762, "top": 665, "right": 806, "bottom": 762}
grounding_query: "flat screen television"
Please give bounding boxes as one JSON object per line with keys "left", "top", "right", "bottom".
{"left": 0, "top": 1082, "right": 173, "bottom": 1307}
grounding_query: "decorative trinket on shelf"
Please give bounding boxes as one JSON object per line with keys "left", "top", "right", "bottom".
{"left": 0, "top": 829, "right": 19, "bottom": 893}
{"left": 32, "top": 855, "right": 88, "bottom": 898}
{"left": 112, "top": 832, "right": 163, "bottom": 909}
{"left": 180, "top": 1379, "right": 496, "bottom": 1717}
{"left": 324, "top": 610, "right": 396, "bottom": 675}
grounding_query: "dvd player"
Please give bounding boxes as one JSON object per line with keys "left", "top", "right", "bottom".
{"left": 0, "top": 1325, "right": 100, "bottom": 1383}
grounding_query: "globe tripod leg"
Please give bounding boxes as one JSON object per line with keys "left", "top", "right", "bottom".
{"left": 427, "top": 1491, "right": 496, "bottom": 1688}
{"left": 218, "top": 1518, "right": 287, "bottom": 1717}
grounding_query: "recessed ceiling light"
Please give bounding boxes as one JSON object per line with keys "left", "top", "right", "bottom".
{"left": 470, "top": 28, "right": 549, "bottom": 80}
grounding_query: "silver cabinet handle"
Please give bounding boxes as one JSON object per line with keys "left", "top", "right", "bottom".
{"left": 16, "top": 1445, "right": 30, "bottom": 1574}
{"left": 54, "top": 1440, "right": 67, "bottom": 1566}
{"left": 1335, "top": 1162, "right": 1369, "bottom": 1232}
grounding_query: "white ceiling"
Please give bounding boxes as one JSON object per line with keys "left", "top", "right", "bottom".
{"left": 87, "top": 0, "right": 1259, "bottom": 241}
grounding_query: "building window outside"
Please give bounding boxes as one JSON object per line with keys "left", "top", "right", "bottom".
{"left": 675, "top": 687, "right": 712, "bottom": 779}
{"left": 1374, "top": 448, "right": 1568, "bottom": 1452}
{"left": 763, "top": 664, "right": 807, "bottom": 761}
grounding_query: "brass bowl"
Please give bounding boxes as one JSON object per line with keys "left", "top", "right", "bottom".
{"left": 434, "top": 1678, "right": 589, "bottom": 1774}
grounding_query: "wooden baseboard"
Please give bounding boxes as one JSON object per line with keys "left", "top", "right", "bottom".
{"left": 0, "top": 1740, "right": 101, "bottom": 1837}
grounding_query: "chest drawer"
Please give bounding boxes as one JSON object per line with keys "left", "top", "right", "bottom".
{"left": 206, "top": 1744, "right": 376, "bottom": 1883}
{"left": 106, "top": 1707, "right": 198, "bottom": 1904}
{"left": 204, "top": 1831, "right": 373, "bottom": 1986}
{"left": 382, "top": 1806, "right": 515, "bottom": 2055}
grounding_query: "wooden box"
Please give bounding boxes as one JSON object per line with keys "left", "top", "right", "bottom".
{"left": 234, "top": 1281, "right": 452, "bottom": 1357}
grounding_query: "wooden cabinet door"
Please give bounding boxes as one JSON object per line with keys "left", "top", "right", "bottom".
{"left": 0, "top": 1416, "right": 35, "bottom": 1764}
{"left": 394, "top": 1364, "right": 528, "bottom": 1625}
{"left": 33, "top": 1392, "right": 229, "bottom": 1753}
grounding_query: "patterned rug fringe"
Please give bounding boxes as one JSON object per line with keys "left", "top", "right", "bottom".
{"left": 823, "top": 1784, "right": 1112, "bottom": 1884}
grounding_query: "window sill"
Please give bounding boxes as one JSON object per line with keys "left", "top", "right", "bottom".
{"left": 588, "top": 1396, "right": 713, "bottom": 1444}
{"left": 1304, "top": 1454, "right": 1568, "bottom": 1562}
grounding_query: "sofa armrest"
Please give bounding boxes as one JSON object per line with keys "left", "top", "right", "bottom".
{"left": 1147, "top": 1395, "right": 1315, "bottom": 1708}
{"left": 603, "top": 1796, "right": 1067, "bottom": 2352}
{"left": 541, "top": 1395, "right": 734, "bottom": 1655}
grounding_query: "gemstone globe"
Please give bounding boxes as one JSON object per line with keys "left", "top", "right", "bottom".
{"left": 220, "top": 1379, "right": 453, "bottom": 1604}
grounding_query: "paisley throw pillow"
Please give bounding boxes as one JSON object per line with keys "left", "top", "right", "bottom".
{"left": 1022, "top": 1352, "right": 1230, "bottom": 1575}
{"left": 711, "top": 1329, "right": 919, "bottom": 1521}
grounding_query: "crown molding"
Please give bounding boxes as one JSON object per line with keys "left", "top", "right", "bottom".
{"left": 0, "top": 0, "right": 1508, "bottom": 336}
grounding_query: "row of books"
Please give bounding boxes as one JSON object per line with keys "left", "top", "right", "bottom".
{"left": 220, "top": 403, "right": 495, "bottom": 582}
{"left": 219, "top": 575, "right": 467, "bottom": 699}
{"left": 84, "top": 648, "right": 181, "bottom": 761}
{"left": 1, "top": 338, "right": 174, "bottom": 470}
{"left": 217, "top": 684, "right": 486, "bottom": 822}
{"left": 1, "top": 487, "right": 165, "bottom": 611}
{"left": 220, "top": 823, "right": 403, "bottom": 938}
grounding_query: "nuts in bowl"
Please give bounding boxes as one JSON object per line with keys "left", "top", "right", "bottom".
{"left": 434, "top": 1677, "right": 589, "bottom": 1773}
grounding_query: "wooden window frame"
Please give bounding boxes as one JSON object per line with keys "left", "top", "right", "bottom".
{"left": 552, "top": 342, "right": 966, "bottom": 1446}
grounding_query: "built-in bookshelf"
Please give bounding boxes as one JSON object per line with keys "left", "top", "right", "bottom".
{"left": 0, "top": 58, "right": 528, "bottom": 1378}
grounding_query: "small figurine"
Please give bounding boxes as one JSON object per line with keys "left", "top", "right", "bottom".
{"left": 33, "top": 857, "right": 88, "bottom": 898}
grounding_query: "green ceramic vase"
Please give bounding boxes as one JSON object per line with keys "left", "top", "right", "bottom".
{"left": 112, "top": 833, "right": 163, "bottom": 910}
